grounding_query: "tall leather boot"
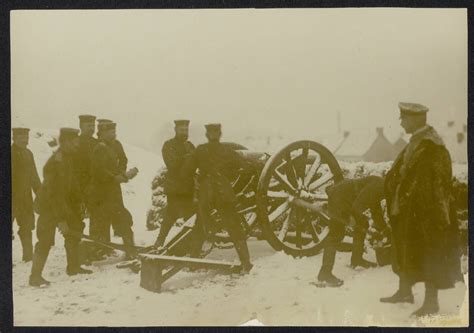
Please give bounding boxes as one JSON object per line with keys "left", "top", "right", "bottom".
{"left": 317, "top": 243, "right": 344, "bottom": 287}
{"left": 380, "top": 275, "right": 414, "bottom": 303}
{"left": 19, "top": 230, "right": 33, "bottom": 262}
{"left": 412, "top": 282, "right": 439, "bottom": 317}
{"left": 121, "top": 229, "right": 137, "bottom": 260}
{"left": 65, "top": 240, "right": 92, "bottom": 276}
{"left": 29, "top": 246, "right": 51, "bottom": 287}
{"left": 234, "top": 240, "right": 253, "bottom": 274}
{"left": 350, "top": 231, "right": 376, "bottom": 269}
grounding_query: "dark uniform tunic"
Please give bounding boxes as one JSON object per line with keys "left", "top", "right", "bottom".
{"left": 76, "top": 135, "right": 98, "bottom": 201}
{"left": 155, "top": 137, "right": 195, "bottom": 246}
{"left": 12, "top": 144, "right": 41, "bottom": 259}
{"left": 88, "top": 140, "right": 133, "bottom": 242}
{"left": 31, "top": 149, "right": 84, "bottom": 274}
{"left": 114, "top": 139, "right": 128, "bottom": 173}
{"left": 320, "top": 176, "right": 385, "bottom": 274}
{"left": 183, "top": 142, "right": 256, "bottom": 254}
{"left": 385, "top": 126, "right": 461, "bottom": 289}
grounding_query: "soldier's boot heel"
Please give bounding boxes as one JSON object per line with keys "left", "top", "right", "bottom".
{"left": 234, "top": 240, "right": 253, "bottom": 274}
{"left": 29, "top": 248, "right": 50, "bottom": 286}
{"left": 350, "top": 257, "right": 377, "bottom": 269}
{"left": 316, "top": 270, "right": 344, "bottom": 288}
{"left": 411, "top": 284, "right": 439, "bottom": 317}
{"left": 380, "top": 290, "right": 414, "bottom": 304}
{"left": 29, "top": 275, "right": 51, "bottom": 287}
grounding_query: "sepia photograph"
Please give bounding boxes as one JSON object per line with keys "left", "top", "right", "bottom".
{"left": 9, "top": 7, "right": 468, "bottom": 327}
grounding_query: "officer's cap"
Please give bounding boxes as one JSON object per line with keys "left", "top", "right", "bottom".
{"left": 97, "top": 118, "right": 113, "bottom": 124}
{"left": 12, "top": 127, "right": 30, "bottom": 136}
{"left": 79, "top": 114, "right": 96, "bottom": 124}
{"left": 59, "top": 128, "right": 80, "bottom": 141}
{"left": 98, "top": 122, "right": 116, "bottom": 132}
{"left": 205, "top": 123, "right": 221, "bottom": 132}
{"left": 399, "top": 102, "right": 429, "bottom": 115}
{"left": 174, "top": 119, "right": 190, "bottom": 127}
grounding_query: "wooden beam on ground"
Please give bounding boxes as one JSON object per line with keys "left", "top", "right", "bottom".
{"left": 139, "top": 254, "right": 241, "bottom": 293}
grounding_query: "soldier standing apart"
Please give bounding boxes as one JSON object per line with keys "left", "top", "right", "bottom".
{"left": 89, "top": 122, "right": 136, "bottom": 258}
{"left": 315, "top": 176, "right": 386, "bottom": 287}
{"left": 12, "top": 127, "right": 41, "bottom": 262}
{"left": 29, "top": 128, "right": 92, "bottom": 287}
{"left": 380, "top": 102, "right": 461, "bottom": 317}
{"left": 154, "top": 120, "right": 196, "bottom": 248}
{"left": 184, "top": 124, "right": 254, "bottom": 273}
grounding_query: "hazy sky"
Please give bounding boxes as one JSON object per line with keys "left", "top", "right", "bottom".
{"left": 11, "top": 8, "right": 467, "bottom": 151}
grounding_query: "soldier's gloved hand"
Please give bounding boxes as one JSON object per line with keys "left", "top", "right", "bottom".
{"left": 58, "top": 222, "right": 69, "bottom": 236}
{"left": 114, "top": 174, "right": 128, "bottom": 183}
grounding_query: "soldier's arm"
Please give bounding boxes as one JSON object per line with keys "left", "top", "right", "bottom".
{"left": 351, "top": 185, "right": 374, "bottom": 224}
{"left": 30, "top": 151, "right": 42, "bottom": 195}
{"left": 116, "top": 140, "right": 128, "bottom": 173}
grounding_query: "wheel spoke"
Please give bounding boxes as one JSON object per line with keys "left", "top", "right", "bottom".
{"left": 291, "top": 208, "right": 303, "bottom": 249}
{"left": 304, "top": 154, "right": 321, "bottom": 187}
{"left": 294, "top": 147, "right": 309, "bottom": 182}
{"left": 267, "top": 190, "right": 289, "bottom": 199}
{"left": 272, "top": 170, "right": 297, "bottom": 195}
{"left": 269, "top": 200, "right": 290, "bottom": 222}
{"left": 238, "top": 205, "right": 256, "bottom": 215}
{"left": 284, "top": 154, "right": 300, "bottom": 189}
{"left": 278, "top": 213, "right": 291, "bottom": 241}
{"left": 308, "top": 172, "right": 333, "bottom": 192}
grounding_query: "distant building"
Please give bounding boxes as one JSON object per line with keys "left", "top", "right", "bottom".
{"left": 334, "top": 127, "right": 400, "bottom": 162}
{"left": 393, "top": 135, "right": 408, "bottom": 155}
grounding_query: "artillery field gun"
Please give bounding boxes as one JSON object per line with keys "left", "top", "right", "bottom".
{"left": 137, "top": 139, "right": 345, "bottom": 292}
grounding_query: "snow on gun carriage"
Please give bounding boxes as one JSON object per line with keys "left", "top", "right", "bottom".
{"left": 138, "top": 140, "right": 350, "bottom": 292}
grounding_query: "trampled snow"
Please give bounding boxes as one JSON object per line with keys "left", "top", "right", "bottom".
{"left": 12, "top": 130, "right": 468, "bottom": 326}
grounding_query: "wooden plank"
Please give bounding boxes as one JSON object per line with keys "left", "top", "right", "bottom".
{"left": 139, "top": 254, "right": 240, "bottom": 270}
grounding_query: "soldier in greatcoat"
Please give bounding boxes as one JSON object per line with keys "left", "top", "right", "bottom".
{"left": 29, "top": 128, "right": 92, "bottom": 287}
{"left": 316, "top": 175, "right": 387, "bottom": 287}
{"left": 88, "top": 122, "right": 135, "bottom": 258}
{"left": 12, "top": 127, "right": 41, "bottom": 262}
{"left": 154, "top": 120, "right": 196, "bottom": 248}
{"left": 183, "top": 123, "right": 255, "bottom": 273}
{"left": 380, "top": 102, "right": 461, "bottom": 317}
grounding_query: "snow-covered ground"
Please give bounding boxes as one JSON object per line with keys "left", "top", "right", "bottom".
{"left": 12, "top": 131, "right": 468, "bottom": 327}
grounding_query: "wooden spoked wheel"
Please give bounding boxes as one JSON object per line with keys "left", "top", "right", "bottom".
{"left": 256, "top": 140, "right": 343, "bottom": 257}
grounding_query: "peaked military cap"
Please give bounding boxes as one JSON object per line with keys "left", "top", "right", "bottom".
{"left": 399, "top": 102, "right": 429, "bottom": 115}
{"left": 174, "top": 119, "right": 190, "bottom": 127}
{"left": 97, "top": 118, "right": 113, "bottom": 124}
{"left": 98, "top": 122, "right": 116, "bottom": 132}
{"left": 59, "top": 127, "right": 80, "bottom": 141}
{"left": 79, "top": 114, "right": 96, "bottom": 123}
{"left": 12, "top": 127, "right": 30, "bottom": 135}
{"left": 205, "top": 123, "right": 221, "bottom": 132}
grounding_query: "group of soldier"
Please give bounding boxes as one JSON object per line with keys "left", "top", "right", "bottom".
{"left": 12, "top": 101, "right": 463, "bottom": 318}
{"left": 12, "top": 115, "right": 137, "bottom": 287}
{"left": 155, "top": 121, "right": 257, "bottom": 273}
